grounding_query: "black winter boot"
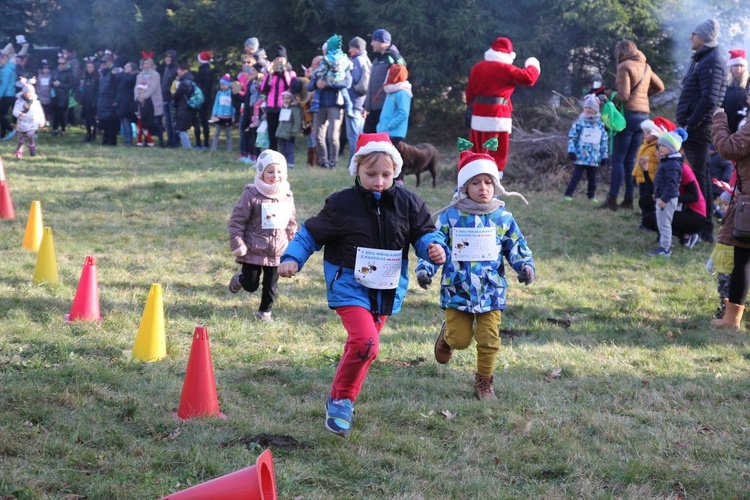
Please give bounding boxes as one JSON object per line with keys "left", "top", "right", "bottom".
{"left": 597, "top": 195, "right": 618, "bottom": 212}
{"left": 619, "top": 198, "right": 634, "bottom": 209}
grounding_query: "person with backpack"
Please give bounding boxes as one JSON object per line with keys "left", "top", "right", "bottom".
{"left": 363, "top": 29, "right": 405, "bottom": 134}
{"left": 599, "top": 39, "right": 664, "bottom": 211}
{"left": 172, "top": 61, "right": 198, "bottom": 149}
{"left": 194, "top": 51, "right": 214, "bottom": 149}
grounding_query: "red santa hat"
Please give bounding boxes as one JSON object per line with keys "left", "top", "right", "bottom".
{"left": 484, "top": 37, "right": 516, "bottom": 64}
{"left": 349, "top": 132, "right": 403, "bottom": 178}
{"left": 197, "top": 51, "right": 213, "bottom": 64}
{"left": 457, "top": 150, "right": 502, "bottom": 195}
{"left": 727, "top": 49, "right": 748, "bottom": 67}
{"left": 641, "top": 116, "right": 676, "bottom": 137}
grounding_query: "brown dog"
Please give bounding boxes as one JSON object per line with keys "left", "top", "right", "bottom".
{"left": 396, "top": 141, "right": 439, "bottom": 188}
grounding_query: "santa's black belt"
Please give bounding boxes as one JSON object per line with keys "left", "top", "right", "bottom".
{"left": 474, "top": 96, "right": 508, "bottom": 105}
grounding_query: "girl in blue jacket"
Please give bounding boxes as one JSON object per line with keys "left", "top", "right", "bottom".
{"left": 376, "top": 64, "right": 411, "bottom": 185}
{"left": 210, "top": 74, "right": 234, "bottom": 152}
{"left": 279, "top": 132, "right": 448, "bottom": 438}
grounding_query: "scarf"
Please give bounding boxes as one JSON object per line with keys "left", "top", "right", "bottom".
{"left": 253, "top": 173, "right": 291, "bottom": 200}
{"left": 383, "top": 81, "right": 413, "bottom": 98}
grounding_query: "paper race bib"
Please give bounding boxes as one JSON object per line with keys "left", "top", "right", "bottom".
{"left": 451, "top": 227, "right": 499, "bottom": 261}
{"left": 219, "top": 95, "right": 231, "bottom": 107}
{"left": 40, "top": 77, "right": 50, "bottom": 86}
{"left": 261, "top": 202, "right": 293, "bottom": 229}
{"left": 354, "top": 247, "right": 402, "bottom": 289}
{"left": 581, "top": 128, "right": 602, "bottom": 145}
{"left": 279, "top": 108, "right": 292, "bottom": 122}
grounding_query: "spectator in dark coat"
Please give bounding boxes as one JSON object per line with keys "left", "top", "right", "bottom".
{"left": 160, "top": 49, "right": 178, "bottom": 147}
{"left": 97, "top": 55, "right": 119, "bottom": 145}
{"left": 80, "top": 60, "right": 99, "bottom": 142}
{"left": 50, "top": 56, "right": 75, "bottom": 136}
{"left": 676, "top": 19, "right": 728, "bottom": 243}
{"left": 193, "top": 51, "right": 214, "bottom": 149}
{"left": 172, "top": 61, "right": 197, "bottom": 149}
{"left": 721, "top": 49, "right": 749, "bottom": 134}
{"left": 114, "top": 62, "right": 138, "bottom": 145}
{"left": 363, "top": 29, "right": 406, "bottom": 134}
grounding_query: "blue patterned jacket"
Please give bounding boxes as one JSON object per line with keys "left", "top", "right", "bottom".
{"left": 416, "top": 205, "right": 534, "bottom": 313}
{"left": 567, "top": 114, "right": 609, "bottom": 167}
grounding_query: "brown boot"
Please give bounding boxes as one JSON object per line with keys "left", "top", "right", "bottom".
{"left": 306, "top": 147, "right": 315, "bottom": 167}
{"left": 474, "top": 373, "right": 497, "bottom": 401}
{"left": 434, "top": 321, "right": 453, "bottom": 364}
{"left": 710, "top": 302, "right": 744, "bottom": 331}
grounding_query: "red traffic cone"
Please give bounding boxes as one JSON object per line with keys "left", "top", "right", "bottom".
{"left": 0, "top": 157, "right": 14, "bottom": 220}
{"left": 174, "top": 326, "right": 227, "bottom": 420}
{"left": 65, "top": 255, "right": 102, "bottom": 322}
{"left": 160, "top": 449, "right": 277, "bottom": 499}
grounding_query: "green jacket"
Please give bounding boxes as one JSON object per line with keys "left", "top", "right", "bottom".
{"left": 274, "top": 103, "right": 302, "bottom": 140}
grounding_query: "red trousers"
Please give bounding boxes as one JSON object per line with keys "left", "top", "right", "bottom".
{"left": 469, "top": 129, "right": 509, "bottom": 172}
{"left": 330, "top": 306, "right": 388, "bottom": 402}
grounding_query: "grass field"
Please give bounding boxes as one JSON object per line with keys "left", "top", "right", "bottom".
{"left": 1, "top": 129, "right": 749, "bottom": 499}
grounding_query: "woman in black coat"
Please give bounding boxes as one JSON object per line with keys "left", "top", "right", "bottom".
{"left": 50, "top": 56, "right": 75, "bottom": 136}
{"left": 80, "top": 60, "right": 99, "bottom": 142}
{"left": 96, "top": 56, "right": 119, "bottom": 145}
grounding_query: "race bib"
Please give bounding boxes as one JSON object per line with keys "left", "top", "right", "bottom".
{"left": 451, "top": 227, "right": 499, "bottom": 261}
{"left": 354, "top": 247, "right": 402, "bottom": 289}
{"left": 261, "top": 202, "right": 293, "bottom": 229}
{"left": 581, "top": 128, "right": 602, "bottom": 145}
{"left": 279, "top": 108, "right": 292, "bottom": 122}
{"left": 40, "top": 77, "right": 50, "bottom": 86}
{"left": 219, "top": 95, "right": 231, "bottom": 107}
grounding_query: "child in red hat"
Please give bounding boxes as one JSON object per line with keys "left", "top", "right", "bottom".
{"left": 416, "top": 138, "right": 535, "bottom": 401}
{"left": 279, "top": 132, "right": 448, "bottom": 437}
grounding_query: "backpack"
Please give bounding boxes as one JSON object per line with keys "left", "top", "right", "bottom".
{"left": 600, "top": 93, "right": 626, "bottom": 133}
{"left": 187, "top": 81, "right": 204, "bottom": 109}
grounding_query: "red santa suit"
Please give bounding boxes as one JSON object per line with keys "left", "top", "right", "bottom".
{"left": 466, "top": 37, "right": 540, "bottom": 176}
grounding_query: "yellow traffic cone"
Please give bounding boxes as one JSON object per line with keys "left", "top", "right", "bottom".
{"left": 32, "top": 227, "right": 59, "bottom": 285}
{"left": 133, "top": 284, "right": 167, "bottom": 362}
{"left": 22, "top": 200, "right": 43, "bottom": 252}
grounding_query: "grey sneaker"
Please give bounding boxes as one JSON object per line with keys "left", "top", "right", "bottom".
{"left": 228, "top": 272, "right": 242, "bottom": 293}
{"left": 255, "top": 311, "right": 272, "bottom": 322}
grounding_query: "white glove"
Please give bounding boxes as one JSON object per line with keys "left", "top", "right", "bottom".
{"left": 705, "top": 258, "right": 715, "bottom": 273}
{"left": 524, "top": 57, "right": 540, "bottom": 72}
{"left": 15, "top": 35, "right": 27, "bottom": 45}
{"left": 232, "top": 243, "right": 247, "bottom": 257}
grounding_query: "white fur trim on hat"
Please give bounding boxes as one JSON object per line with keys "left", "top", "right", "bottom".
{"left": 457, "top": 158, "right": 500, "bottom": 195}
{"left": 256, "top": 149, "right": 287, "bottom": 174}
{"left": 348, "top": 141, "right": 404, "bottom": 178}
{"left": 640, "top": 119, "right": 664, "bottom": 137}
{"left": 484, "top": 49, "right": 516, "bottom": 64}
{"left": 728, "top": 56, "right": 748, "bottom": 67}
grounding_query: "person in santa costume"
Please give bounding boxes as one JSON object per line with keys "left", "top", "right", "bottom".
{"left": 466, "top": 36, "right": 540, "bottom": 177}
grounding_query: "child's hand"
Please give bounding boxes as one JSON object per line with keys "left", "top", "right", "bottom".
{"left": 232, "top": 243, "right": 247, "bottom": 257}
{"left": 416, "top": 270, "right": 432, "bottom": 289}
{"left": 517, "top": 266, "right": 534, "bottom": 285}
{"left": 279, "top": 261, "right": 298, "bottom": 278}
{"left": 428, "top": 243, "right": 446, "bottom": 264}
{"left": 656, "top": 199, "right": 666, "bottom": 208}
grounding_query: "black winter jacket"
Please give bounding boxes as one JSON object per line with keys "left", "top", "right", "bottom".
{"left": 677, "top": 46, "right": 727, "bottom": 133}
{"left": 50, "top": 67, "right": 75, "bottom": 108}
{"left": 161, "top": 50, "right": 178, "bottom": 101}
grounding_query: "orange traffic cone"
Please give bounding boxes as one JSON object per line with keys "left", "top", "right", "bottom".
{"left": 160, "top": 449, "right": 277, "bottom": 500}
{"left": 132, "top": 284, "right": 167, "bottom": 362}
{"left": 22, "top": 200, "right": 43, "bottom": 251}
{"left": 174, "top": 326, "right": 227, "bottom": 420}
{"left": 65, "top": 255, "right": 102, "bottom": 322}
{"left": 0, "top": 157, "right": 14, "bottom": 220}
{"left": 32, "top": 227, "right": 59, "bottom": 285}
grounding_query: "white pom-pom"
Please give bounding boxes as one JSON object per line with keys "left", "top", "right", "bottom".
{"left": 524, "top": 57, "right": 540, "bottom": 72}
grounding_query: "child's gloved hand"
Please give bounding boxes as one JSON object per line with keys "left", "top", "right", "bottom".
{"left": 232, "top": 243, "right": 247, "bottom": 257}
{"left": 567, "top": 152, "right": 577, "bottom": 161}
{"left": 517, "top": 265, "right": 534, "bottom": 285}
{"left": 416, "top": 270, "right": 432, "bottom": 289}
{"left": 705, "top": 258, "right": 715, "bottom": 273}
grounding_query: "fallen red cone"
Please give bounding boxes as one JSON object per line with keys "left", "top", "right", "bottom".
{"left": 160, "top": 449, "right": 277, "bottom": 499}
{"left": 65, "top": 255, "right": 102, "bottom": 322}
{"left": 174, "top": 326, "right": 226, "bottom": 420}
